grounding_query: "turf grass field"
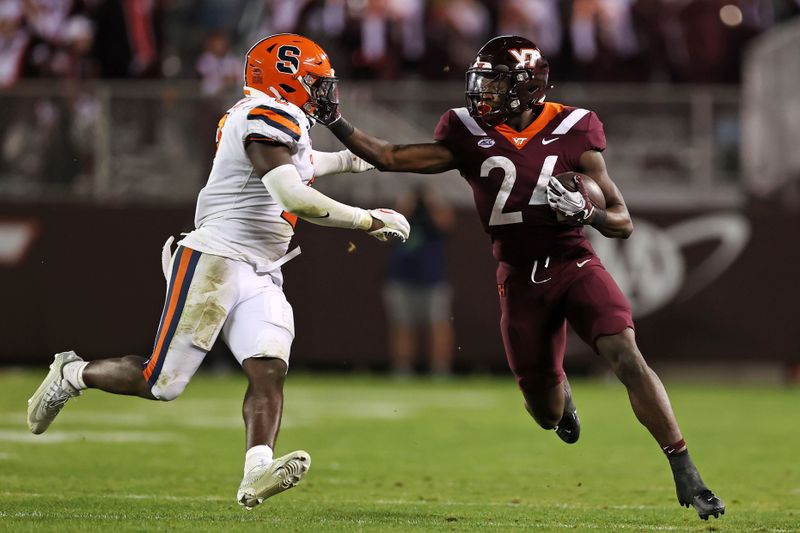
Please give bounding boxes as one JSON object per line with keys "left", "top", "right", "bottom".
{"left": 0, "top": 371, "right": 797, "bottom": 532}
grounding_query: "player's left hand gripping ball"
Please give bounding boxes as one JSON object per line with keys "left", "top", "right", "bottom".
{"left": 547, "top": 176, "right": 594, "bottom": 223}
{"left": 367, "top": 209, "right": 411, "bottom": 242}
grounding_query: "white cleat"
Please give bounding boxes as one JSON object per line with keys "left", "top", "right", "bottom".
{"left": 27, "top": 351, "right": 82, "bottom": 434}
{"left": 237, "top": 450, "right": 311, "bottom": 509}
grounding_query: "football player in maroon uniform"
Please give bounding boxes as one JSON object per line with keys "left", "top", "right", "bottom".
{"left": 319, "top": 35, "right": 724, "bottom": 520}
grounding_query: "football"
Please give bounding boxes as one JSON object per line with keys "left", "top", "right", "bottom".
{"left": 553, "top": 171, "right": 606, "bottom": 209}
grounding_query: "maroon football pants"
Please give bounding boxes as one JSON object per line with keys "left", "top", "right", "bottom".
{"left": 497, "top": 253, "right": 634, "bottom": 389}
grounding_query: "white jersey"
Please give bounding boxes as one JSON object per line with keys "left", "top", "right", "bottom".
{"left": 179, "top": 94, "right": 313, "bottom": 280}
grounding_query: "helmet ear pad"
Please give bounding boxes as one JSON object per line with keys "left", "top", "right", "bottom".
{"left": 514, "top": 59, "right": 549, "bottom": 108}
{"left": 503, "top": 72, "right": 547, "bottom": 114}
{"left": 517, "top": 76, "right": 546, "bottom": 108}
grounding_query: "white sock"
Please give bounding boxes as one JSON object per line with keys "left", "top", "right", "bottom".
{"left": 244, "top": 445, "right": 273, "bottom": 474}
{"left": 62, "top": 361, "right": 89, "bottom": 390}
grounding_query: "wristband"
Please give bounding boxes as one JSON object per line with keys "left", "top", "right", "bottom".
{"left": 329, "top": 116, "right": 355, "bottom": 139}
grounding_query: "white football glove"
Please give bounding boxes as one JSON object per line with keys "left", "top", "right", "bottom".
{"left": 343, "top": 149, "right": 375, "bottom": 173}
{"left": 546, "top": 176, "right": 594, "bottom": 221}
{"left": 366, "top": 208, "right": 410, "bottom": 242}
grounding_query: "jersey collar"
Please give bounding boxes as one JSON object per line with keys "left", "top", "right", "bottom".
{"left": 494, "top": 102, "right": 564, "bottom": 150}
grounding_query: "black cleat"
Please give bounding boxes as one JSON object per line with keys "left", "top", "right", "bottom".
{"left": 683, "top": 489, "right": 725, "bottom": 520}
{"left": 554, "top": 378, "right": 580, "bottom": 444}
{"left": 670, "top": 450, "right": 725, "bottom": 520}
{"left": 554, "top": 410, "right": 580, "bottom": 444}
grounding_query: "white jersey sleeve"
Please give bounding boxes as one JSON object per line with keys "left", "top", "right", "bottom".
{"left": 243, "top": 102, "right": 304, "bottom": 154}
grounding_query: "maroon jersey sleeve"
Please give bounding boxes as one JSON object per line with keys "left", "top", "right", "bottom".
{"left": 581, "top": 111, "right": 606, "bottom": 153}
{"left": 561, "top": 109, "right": 606, "bottom": 170}
{"left": 433, "top": 109, "right": 457, "bottom": 148}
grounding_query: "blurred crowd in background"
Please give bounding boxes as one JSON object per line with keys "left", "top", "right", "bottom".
{"left": 1, "top": 0, "right": 800, "bottom": 93}
{"left": 0, "top": 0, "right": 798, "bottom": 201}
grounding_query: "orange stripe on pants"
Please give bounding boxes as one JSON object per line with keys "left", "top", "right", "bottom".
{"left": 143, "top": 248, "right": 193, "bottom": 381}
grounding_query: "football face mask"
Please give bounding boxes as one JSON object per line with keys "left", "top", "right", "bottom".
{"left": 465, "top": 70, "right": 512, "bottom": 126}
{"left": 300, "top": 74, "right": 340, "bottom": 124}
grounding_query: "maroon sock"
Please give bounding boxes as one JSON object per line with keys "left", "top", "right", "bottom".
{"left": 662, "top": 438, "right": 687, "bottom": 456}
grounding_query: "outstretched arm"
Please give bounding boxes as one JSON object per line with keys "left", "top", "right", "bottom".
{"left": 311, "top": 149, "right": 374, "bottom": 177}
{"left": 246, "top": 141, "right": 410, "bottom": 241}
{"left": 578, "top": 150, "right": 634, "bottom": 239}
{"left": 327, "top": 117, "right": 457, "bottom": 174}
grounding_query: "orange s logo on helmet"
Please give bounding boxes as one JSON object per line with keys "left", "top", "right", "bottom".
{"left": 244, "top": 33, "right": 339, "bottom": 122}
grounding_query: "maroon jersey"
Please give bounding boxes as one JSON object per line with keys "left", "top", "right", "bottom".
{"left": 434, "top": 102, "right": 606, "bottom": 264}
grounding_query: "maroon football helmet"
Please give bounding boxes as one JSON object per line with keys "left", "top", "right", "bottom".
{"left": 465, "top": 35, "right": 551, "bottom": 126}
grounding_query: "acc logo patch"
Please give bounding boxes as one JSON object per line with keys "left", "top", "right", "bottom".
{"left": 478, "top": 137, "right": 495, "bottom": 148}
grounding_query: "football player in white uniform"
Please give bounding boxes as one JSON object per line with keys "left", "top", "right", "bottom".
{"left": 26, "top": 34, "right": 410, "bottom": 508}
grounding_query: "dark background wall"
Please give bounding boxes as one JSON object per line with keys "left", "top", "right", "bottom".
{"left": 1, "top": 202, "right": 797, "bottom": 371}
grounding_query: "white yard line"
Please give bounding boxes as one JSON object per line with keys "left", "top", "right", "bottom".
{"left": 0, "top": 491, "right": 227, "bottom": 502}
{"left": 0, "top": 429, "right": 181, "bottom": 444}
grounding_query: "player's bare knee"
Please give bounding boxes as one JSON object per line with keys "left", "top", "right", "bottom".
{"left": 243, "top": 356, "right": 287, "bottom": 387}
{"left": 598, "top": 332, "right": 647, "bottom": 382}
{"left": 255, "top": 364, "right": 287, "bottom": 386}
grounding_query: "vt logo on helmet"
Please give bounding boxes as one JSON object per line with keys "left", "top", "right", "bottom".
{"left": 465, "top": 35, "right": 551, "bottom": 126}
{"left": 244, "top": 33, "right": 340, "bottom": 124}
